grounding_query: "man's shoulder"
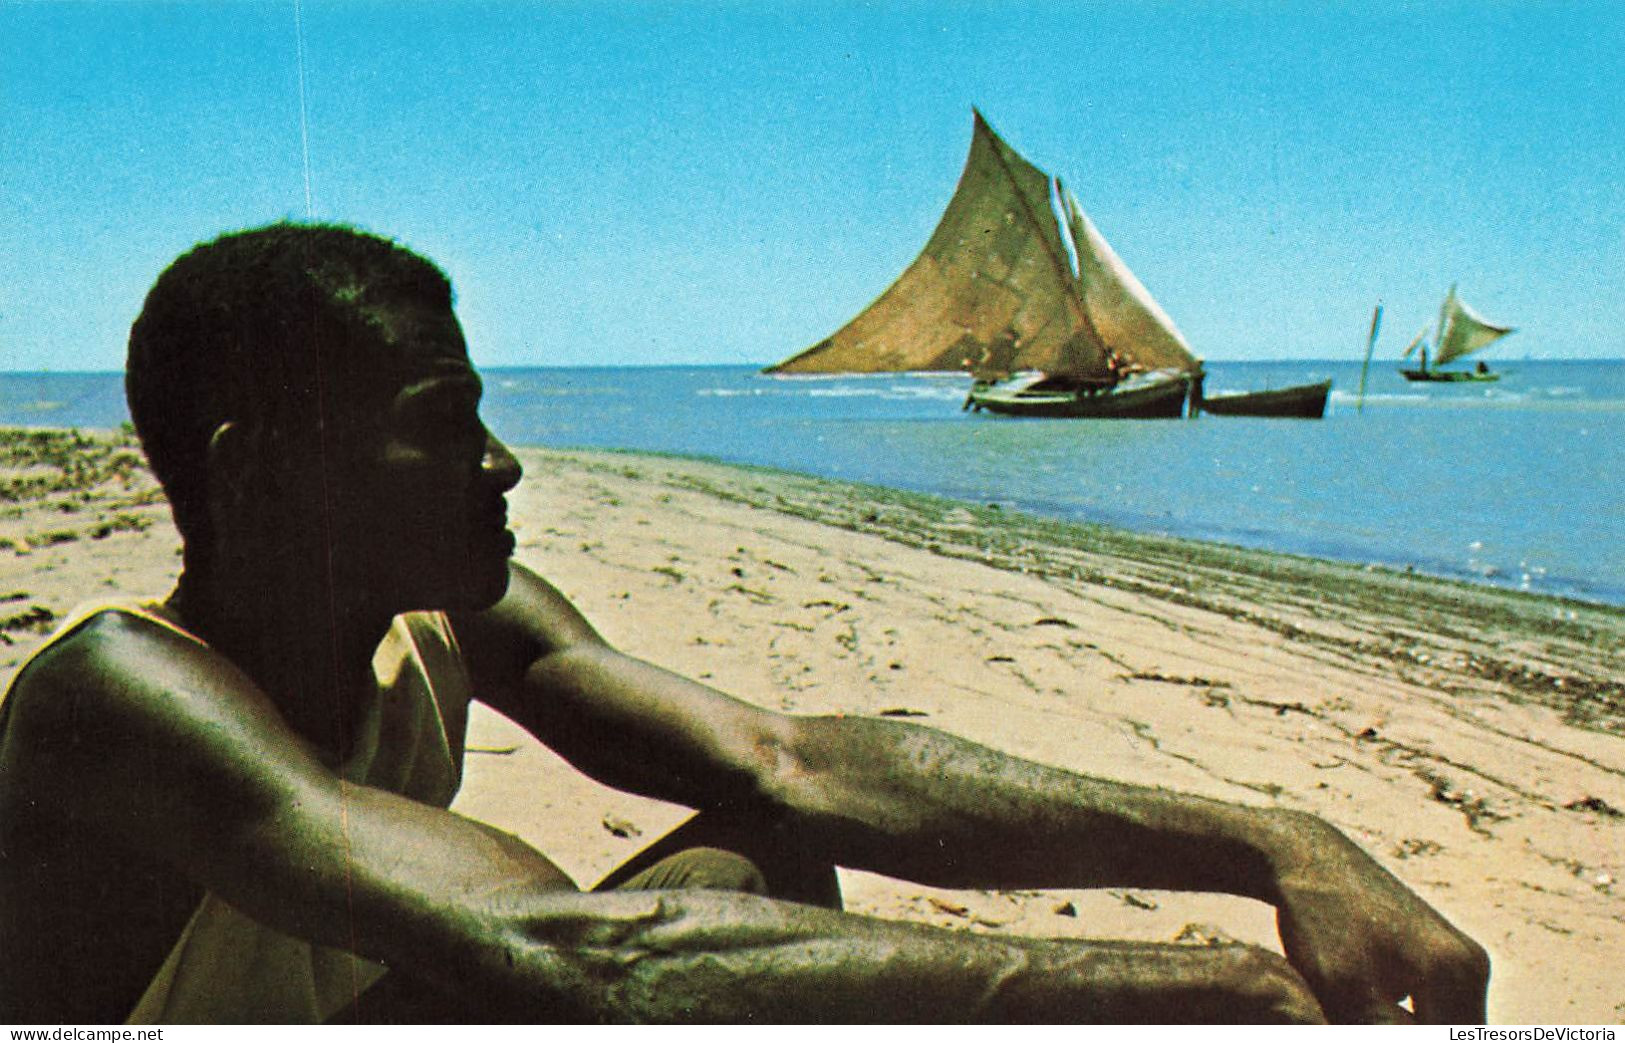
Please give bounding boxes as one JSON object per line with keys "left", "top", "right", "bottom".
{"left": 17, "top": 604, "right": 213, "bottom": 680}
{"left": 2, "top": 601, "right": 332, "bottom": 848}
{"left": 3, "top": 606, "right": 244, "bottom": 749}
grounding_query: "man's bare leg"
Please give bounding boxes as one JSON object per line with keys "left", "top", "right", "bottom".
{"left": 591, "top": 813, "right": 842, "bottom": 908}
{"left": 333, "top": 845, "right": 774, "bottom": 1023}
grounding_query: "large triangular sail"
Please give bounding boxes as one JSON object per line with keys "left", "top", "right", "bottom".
{"left": 1434, "top": 286, "right": 1515, "bottom": 366}
{"left": 765, "top": 111, "right": 1108, "bottom": 377}
{"left": 1059, "top": 184, "right": 1200, "bottom": 374}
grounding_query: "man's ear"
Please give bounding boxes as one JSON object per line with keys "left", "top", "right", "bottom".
{"left": 204, "top": 420, "right": 259, "bottom": 513}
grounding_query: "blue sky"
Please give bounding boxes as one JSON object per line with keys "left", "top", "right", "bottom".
{"left": 2, "top": 0, "right": 1620, "bottom": 370}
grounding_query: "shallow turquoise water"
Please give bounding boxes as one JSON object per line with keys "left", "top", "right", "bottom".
{"left": 4, "top": 359, "right": 1621, "bottom": 605}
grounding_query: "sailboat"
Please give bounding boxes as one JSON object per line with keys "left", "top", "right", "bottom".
{"left": 765, "top": 110, "right": 1201, "bottom": 419}
{"left": 1399, "top": 285, "right": 1515, "bottom": 382}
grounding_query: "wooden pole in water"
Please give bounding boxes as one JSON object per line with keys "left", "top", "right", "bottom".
{"left": 1357, "top": 302, "right": 1382, "bottom": 413}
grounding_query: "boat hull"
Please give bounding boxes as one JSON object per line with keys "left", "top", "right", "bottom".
{"left": 1196, "top": 379, "right": 1331, "bottom": 419}
{"left": 969, "top": 371, "right": 1190, "bottom": 419}
{"left": 1399, "top": 368, "right": 1499, "bottom": 383}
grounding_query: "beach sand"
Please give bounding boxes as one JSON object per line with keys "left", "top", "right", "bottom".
{"left": 3, "top": 427, "right": 1622, "bottom": 1023}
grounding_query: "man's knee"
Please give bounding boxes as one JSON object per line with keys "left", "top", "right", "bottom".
{"left": 612, "top": 846, "right": 769, "bottom": 895}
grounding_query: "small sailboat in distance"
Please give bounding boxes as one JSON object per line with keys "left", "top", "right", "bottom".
{"left": 1399, "top": 285, "right": 1515, "bottom": 382}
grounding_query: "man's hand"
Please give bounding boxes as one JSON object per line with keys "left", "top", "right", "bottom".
{"left": 1194, "top": 944, "right": 1328, "bottom": 1025}
{"left": 1267, "top": 811, "right": 1490, "bottom": 1024}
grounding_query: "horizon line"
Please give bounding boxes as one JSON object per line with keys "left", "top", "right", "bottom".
{"left": 2, "top": 356, "right": 1622, "bottom": 378}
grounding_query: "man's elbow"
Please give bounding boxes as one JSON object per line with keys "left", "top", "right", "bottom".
{"left": 741, "top": 714, "right": 864, "bottom": 826}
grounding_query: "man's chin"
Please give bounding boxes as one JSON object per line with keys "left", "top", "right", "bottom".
{"left": 377, "top": 541, "right": 513, "bottom": 615}
{"left": 458, "top": 557, "right": 514, "bottom": 611}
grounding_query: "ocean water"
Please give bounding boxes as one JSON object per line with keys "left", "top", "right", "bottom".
{"left": 3, "top": 359, "right": 1622, "bottom": 606}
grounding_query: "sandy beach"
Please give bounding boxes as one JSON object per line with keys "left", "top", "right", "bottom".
{"left": 3, "top": 426, "right": 1621, "bottom": 1024}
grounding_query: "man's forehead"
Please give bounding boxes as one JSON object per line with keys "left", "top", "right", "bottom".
{"left": 364, "top": 298, "right": 469, "bottom": 361}
{"left": 327, "top": 299, "right": 477, "bottom": 406}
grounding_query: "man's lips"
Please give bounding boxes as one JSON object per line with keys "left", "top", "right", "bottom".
{"left": 477, "top": 521, "right": 515, "bottom": 553}
{"left": 473, "top": 501, "right": 515, "bottom": 557}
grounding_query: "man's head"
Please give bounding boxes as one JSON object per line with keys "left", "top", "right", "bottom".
{"left": 128, "top": 222, "right": 520, "bottom": 613}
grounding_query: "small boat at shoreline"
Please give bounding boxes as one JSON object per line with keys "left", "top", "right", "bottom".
{"left": 1193, "top": 378, "right": 1332, "bottom": 419}
{"left": 1399, "top": 286, "right": 1515, "bottom": 383}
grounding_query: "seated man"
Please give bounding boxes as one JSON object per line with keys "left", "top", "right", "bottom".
{"left": 0, "top": 224, "right": 1488, "bottom": 1024}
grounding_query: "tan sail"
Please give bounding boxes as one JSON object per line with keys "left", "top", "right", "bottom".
{"left": 1435, "top": 286, "right": 1515, "bottom": 366}
{"left": 766, "top": 111, "right": 1107, "bottom": 377}
{"left": 1059, "top": 185, "right": 1200, "bottom": 374}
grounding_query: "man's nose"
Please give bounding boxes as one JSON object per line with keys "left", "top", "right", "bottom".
{"left": 482, "top": 431, "right": 522, "bottom": 492}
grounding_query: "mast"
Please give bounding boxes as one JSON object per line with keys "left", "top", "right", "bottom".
{"left": 1432, "top": 284, "right": 1457, "bottom": 375}
{"left": 1357, "top": 302, "right": 1382, "bottom": 412}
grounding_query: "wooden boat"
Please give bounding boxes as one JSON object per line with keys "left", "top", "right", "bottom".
{"left": 967, "top": 368, "right": 1192, "bottom": 419}
{"left": 1399, "top": 286, "right": 1514, "bottom": 382}
{"left": 766, "top": 111, "right": 1205, "bottom": 419}
{"left": 1194, "top": 378, "right": 1331, "bottom": 418}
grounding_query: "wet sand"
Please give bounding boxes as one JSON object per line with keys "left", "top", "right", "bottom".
{"left": 3, "top": 427, "right": 1621, "bottom": 1023}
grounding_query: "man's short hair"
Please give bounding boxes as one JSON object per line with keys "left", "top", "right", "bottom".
{"left": 126, "top": 222, "right": 453, "bottom": 544}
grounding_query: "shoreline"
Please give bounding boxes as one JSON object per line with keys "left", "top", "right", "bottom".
{"left": 3, "top": 428, "right": 1623, "bottom": 1023}
{"left": 7, "top": 420, "right": 1623, "bottom": 611}
{"left": 565, "top": 446, "right": 1624, "bottom": 730}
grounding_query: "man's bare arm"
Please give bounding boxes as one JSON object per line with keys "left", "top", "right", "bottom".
{"left": 11, "top": 610, "right": 1320, "bottom": 1023}
{"left": 446, "top": 888, "right": 1324, "bottom": 1023}
{"left": 460, "top": 563, "right": 1488, "bottom": 1023}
